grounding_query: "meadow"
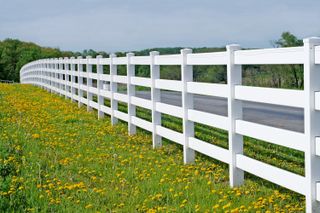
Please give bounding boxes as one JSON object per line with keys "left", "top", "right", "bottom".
{"left": 0, "top": 84, "right": 305, "bottom": 212}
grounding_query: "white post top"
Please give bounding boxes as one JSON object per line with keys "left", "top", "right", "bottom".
{"left": 97, "top": 55, "right": 103, "bottom": 58}
{"left": 303, "top": 37, "right": 320, "bottom": 44}
{"left": 86, "top": 55, "right": 92, "bottom": 59}
{"left": 150, "top": 51, "right": 159, "bottom": 56}
{"left": 181, "top": 48, "right": 192, "bottom": 54}
{"left": 126, "top": 52, "right": 134, "bottom": 57}
{"left": 226, "top": 44, "right": 241, "bottom": 50}
{"left": 77, "top": 56, "right": 82, "bottom": 59}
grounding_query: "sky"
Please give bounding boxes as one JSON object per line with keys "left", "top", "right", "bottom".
{"left": 0, "top": 0, "right": 319, "bottom": 52}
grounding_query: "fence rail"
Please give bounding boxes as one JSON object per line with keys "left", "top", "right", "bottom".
{"left": 20, "top": 37, "right": 320, "bottom": 212}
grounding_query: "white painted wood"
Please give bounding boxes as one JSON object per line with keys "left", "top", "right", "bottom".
{"left": 181, "top": 48, "right": 195, "bottom": 164}
{"left": 131, "top": 77, "right": 152, "bottom": 87}
{"left": 100, "top": 74, "right": 111, "bottom": 81}
{"left": 114, "top": 110, "right": 129, "bottom": 122}
{"left": 113, "top": 93, "right": 128, "bottom": 103}
{"left": 97, "top": 55, "right": 104, "bottom": 119}
{"left": 304, "top": 37, "right": 320, "bottom": 213}
{"left": 86, "top": 56, "right": 93, "bottom": 112}
{"left": 235, "top": 85, "right": 304, "bottom": 108}
{"left": 315, "top": 46, "right": 320, "bottom": 65}
{"left": 100, "top": 90, "right": 111, "bottom": 99}
{"left": 236, "top": 154, "right": 306, "bottom": 195}
{"left": 131, "top": 96, "right": 152, "bottom": 109}
{"left": 316, "top": 137, "right": 320, "bottom": 157}
{"left": 127, "top": 53, "right": 136, "bottom": 135}
{"left": 64, "top": 57, "right": 69, "bottom": 99}
{"left": 150, "top": 51, "right": 162, "bottom": 148}
{"left": 155, "top": 79, "right": 182, "bottom": 91}
{"left": 315, "top": 92, "right": 320, "bottom": 111}
{"left": 189, "top": 137, "right": 230, "bottom": 163}
{"left": 131, "top": 116, "right": 153, "bottom": 132}
{"left": 130, "top": 56, "right": 150, "bottom": 65}
{"left": 110, "top": 54, "right": 118, "bottom": 125}
{"left": 156, "top": 125, "right": 184, "bottom": 145}
{"left": 235, "top": 47, "right": 304, "bottom": 65}
{"left": 187, "top": 52, "right": 227, "bottom": 65}
{"left": 113, "top": 75, "right": 127, "bottom": 84}
{"left": 155, "top": 102, "right": 183, "bottom": 118}
{"left": 101, "top": 105, "right": 112, "bottom": 115}
{"left": 236, "top": 120, "right": 305, "bottom": 151}
{"left": 154, "top": 54, "right": 180, "bottom": 65}
{"left": 188, "top": 109, "right": 228, "bottom": 130}
{"left": 112, "top": 57, "right": 127, "bottom": 65}
{"left": 187, "top": 82, "right": 228, "bottom": 97}
{"left": 227, "top": 44, "right": 244, "bottom": 187}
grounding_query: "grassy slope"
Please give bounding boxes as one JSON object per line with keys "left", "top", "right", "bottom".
{"left": 0, "top": 84, "right": 304, "bottom": 212}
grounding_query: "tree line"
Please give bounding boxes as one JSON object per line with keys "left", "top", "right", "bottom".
{"left": 0, "top": 32, "right": 305, "bottom": 89}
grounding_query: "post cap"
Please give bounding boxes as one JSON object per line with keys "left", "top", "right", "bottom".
{"left": 126, "top": 52, "right": 134, "bottom": 57}
{"left": 150, "top": 51, "right": 159, "bottom": 56}
{"left": 77, "top": 56, "right": 83, "bottom": 59}
{"left": 181, "top": 48, "right": 192, "bottom": 54}
{"left": 86, "top": 55, "right": 92, "bottom": 59}
{"left": 226, "top": 44, "right": 241, "bottom": 51}
{"left": 303, "top": 37, "right": 320, "bottom": 44}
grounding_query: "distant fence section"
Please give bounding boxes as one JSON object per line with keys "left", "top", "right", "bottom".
{"left": 0, "top": 79, "right": 15, "bottom": 83}
{"left": 20, "top": 38, "right": 320, "bottom": 212}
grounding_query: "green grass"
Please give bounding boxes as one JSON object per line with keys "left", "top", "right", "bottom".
{"left": 0, "top": 84, "right": 304, "bottom": 212}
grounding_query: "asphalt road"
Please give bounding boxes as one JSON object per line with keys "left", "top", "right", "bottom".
{"left": 135, "top": 90, "right": 304, "bottom": 133}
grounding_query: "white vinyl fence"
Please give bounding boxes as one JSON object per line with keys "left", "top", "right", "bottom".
{"left": 20, "top": 38, "right": 320, "bottom": 212}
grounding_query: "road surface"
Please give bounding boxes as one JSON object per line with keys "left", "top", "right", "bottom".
{"left": 134, "top": 90, "right": 304, "bottom": 133}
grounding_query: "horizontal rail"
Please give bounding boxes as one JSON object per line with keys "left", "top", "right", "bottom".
{"left": 189, "top": 137, "right": 230, "bottom": 163}
{"left": 187, "top": 82, "right": 228, "bottom": 97}
{"left": 154, "top": 54, "right": 180, "bottom": 65}
{"left": 114, "top": 110, "right": 128, "bottom": 122}
{"left": 156, "top": 125, "right": 183, "bottom": 145}
{"left": 188, "top": 109, "right": 228, "bottom": 130}
{"left": 234, "top": 47, "right": 304, "bottom": 65}
{"left": 187, "top": 52, "right": 227, "bottom": 65}
{"left": 131, "top": 116, "right": 152, "bottom": 132}
{"left": 235, "top": 120, "right": 305, "bottom": 151}
{"left": 236, "top": 154, "right": 306, "bottom": 195}
{"left": 131, "top": 96, "right": 152, "bottom": 109}
{"left": 131, "top": 77, "right": 151, "bottom": 87}
{"left": 235, "top": 85, "right": 304, "bottom": 108}
{"left": 155, "top": 79, "right": 182, "bottom": 91}
{"left": 156, "top": 102, "right": 183, "bottom": 118}
{"left": 130, "top": 56, "right": 150, "bottom": 65}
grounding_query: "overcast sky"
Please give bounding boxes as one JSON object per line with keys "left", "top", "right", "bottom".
{"left": 0, "top": 0, "right": 319, "bottom": 52}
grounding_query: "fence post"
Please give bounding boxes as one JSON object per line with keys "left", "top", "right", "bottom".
{"left": 55, "top": 58, "right": 58, "bottom": 94}
{"left": 110, "top": 53, "right": 118, "bottom": 125}
{"left": 127, "top": 53, "right": 136, "bottom": 135}
{"left": 304, "top": 37, "right": 320, "bottom": 213}
{"left": 227, "top": 44, "right": 244, "bottom": 187}
{"left": 77, "top": 56, "right": 83, "bottom": 108}
{"left": 150, "top": 51, "right": 162, "bottom": 148}
{"left": 59, "top": 57, "right": 63, "bottom": 96}
{"left": 70, "top": 57, "right": 75, "bottom": 102}
{"left": 86, "top": 56, "right": 93, "bottom": 112}
{"left": 97, "top": 55, "right": 104, "bottom": 119}
{"left": 181, "top": 48, "right": 195, "bottom": 164}
{"left": 64, "top": 57, "right": 69, "bottom": 99}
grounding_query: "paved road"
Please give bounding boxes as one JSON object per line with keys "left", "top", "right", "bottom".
{"left": 135, "top": 91, "right": 304, "bottom": 133}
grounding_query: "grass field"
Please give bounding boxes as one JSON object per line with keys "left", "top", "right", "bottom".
{"left": 0, "top": 84, "right": 305, "bottom": 212}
